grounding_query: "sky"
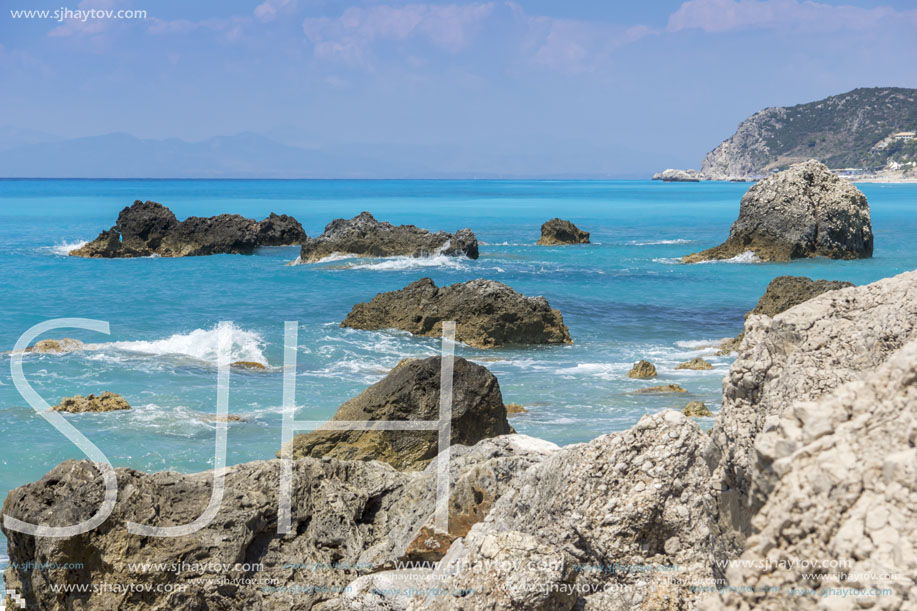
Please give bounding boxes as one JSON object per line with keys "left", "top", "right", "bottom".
{"left": 2, "top": 0, "right": 917, "bottom": 177}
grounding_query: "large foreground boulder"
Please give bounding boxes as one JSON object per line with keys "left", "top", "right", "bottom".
{"left": 682, "top": 160, "right": 873, "bottom": 262}
{"left": 288, "top": 356, "right": 514, "bottom": 470}
{"left": 339, "top": 411, "right": 719, "bottom": 610}
{"left": 718, "top": 275, "right": 854, "bottom": 353}
{"left": 2, "top": 435, "right": 557, "bottom": 611}
{"left": 70, "top": 201, "right": 307, "bottom": 258}
{"left": 536, "top": 218, "right": 590, "bottom": 245}
{"left": 709, "top": 269, "right": 917, "bottom": 556}
{"left": 341, "top": 278, "right": 572, "bottom": 349}
{"left": 704, "top": 340, "right": 917, "bottom": 610}
{"left": 297, "top": 211, "right": 478, "bottom": 262}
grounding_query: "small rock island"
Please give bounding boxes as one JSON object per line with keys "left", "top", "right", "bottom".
{"left": 536, "top": 218, "right": 590, "bottom": 245}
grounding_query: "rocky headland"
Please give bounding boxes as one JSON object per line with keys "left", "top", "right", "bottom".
{"left": 70, "top": 201, "right": 307, "bottom": 258}
{"left": 341, "top": 278, "right": 572, "bottom": 349}
{"left": 297, "top": 211, "right": 478, "bottom": 263}
{"left": 682, "top": 160, "right": 873, "bottom": 263}
{"left": 536, "top": 218, "right": 590, "bottom": 245}
{"left": 5, "top": 270, "right": 917, "bottom": 610}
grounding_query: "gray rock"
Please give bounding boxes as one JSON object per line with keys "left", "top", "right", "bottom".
{"left": 2, "top": 435, "right": 556, "bottom": 611}
{"left": 682, "top": 161, "right": 873, "bottom": 262}
{"left": 70, "top": 201, "right": 306, "bottom": 258}
{"left": 709, "top": 269, "right": 917, "bottom": 556}
{"left": 341, "top": 278, "right": 572, "bottom": 349}
{"left": 702, "top": 340, "right": 917, "bottom": 610}
{"left": 288, "top": 356, "right": 515, "bottom": 470}
{"left": 537, "top": 218, "right": 590, "bottom": 245}
{"left": 298, "top": 212, "right": 478, "bottom": 263}
{"left": 719, "top": 275, "right": 855, "bottom": 352}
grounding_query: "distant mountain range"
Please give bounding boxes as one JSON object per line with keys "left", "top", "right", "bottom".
{"left": 656, "top": 87, "right": 917, "bottom": 181}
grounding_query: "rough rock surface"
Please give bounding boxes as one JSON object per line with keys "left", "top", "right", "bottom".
{"left": 720, "top": 275, "right": 855, "bottom": 353}
{"left": 51, "top": 391, "right": 131, "bottom": 413}
{"left": 676, "top": 357, "right": 713, "bottom": 370}
{"left": 504, "top": 402, "right": 528, "bottom": 415}
{"left": 703, "top": 340, "right": 917, "bottom": 610}
{"left": 372, "top": 411, "right": 720, "bottom": 610}
{"left": 298, "top": 212, "right": 478, "bottom": 262}
{"left": 2, "top": 435, "right": 556, "bottom": 611}
{"left": 231, "top": 361, "right": 267, "bottom": 370}
{"left": 682, "top": 161, "right": 873, "bottom": 262}
{"left": 627, "top": 360, "right": 657, "bottom": 379}
{"left": 652, "top": 168, "right": 704, "bottom": 182}
{"left": 536, "top": 218, "right": 590, "bottom": 245}
{"left": 709, "top": 269, "right": 917, "bottom": 554}
{"left": 288, "top": 356, "right": 514, "bottom": 470}
{"left": 70, "top": 201, "right": 306, "bottom": 258}
{"left": 683, "top": 401, "right": 713, "bottom": 417}
{"left": 341, "top": 278, "right": 572, "bottom": 349}
{"left": 24, "top": 338, "right": 85, "bottom": 354}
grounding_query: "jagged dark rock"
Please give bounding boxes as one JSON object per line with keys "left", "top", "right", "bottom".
{"left": 682, "top": 161, "right": 873, "bottom": 263}
{"left": 341, "top": 278, "right": 572, "bottom": 349}
{"left": 287, "top": 356, "right": 514, "bottom": 470}
{"left": 536, "top": 218, "right": 590, "bottom": 245}
{"left": 70, "top": 201, "right": 306, "bottom": 258}
{"left": 297, "top": 211, "right": 478, "bottom": 262}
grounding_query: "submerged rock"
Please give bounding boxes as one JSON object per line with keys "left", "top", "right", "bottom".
{"left": 51, "top": 392, "right": 130, "bottom": 413}
{"left": 298, "top": 211, "right": 478, "bottom": 262}
{"left": 2, "top": 435, "right": 555, "bottom": 611}
{"left": 635, "top": 383, "right": 687, "bottom": 394}
{"left": 24, "top": 338, "right": 85, "bottom": 354}
{"left": 230, "top": 360, "right": 267, "bottom": 370}
{"left": 709, "top": 269, "right": 917, "bottom": 556}
{"left": 677, "top": 356, "right": 713, "bottom": 370}
{"left": 287, "top": 356, "right": 514, "bottom": 470}
{"left": 536, "top": 218, "right": 590, "bottom": 245}
{"left": 341, "top": 278, "right": 572, "bottom": 349}
{"left": 683, "top": 401, "right": 713, "bottom": 417}
{"left": 70, "top": 200, "right": 306, "bottom": 258}
{"left": 504, "top": 402, "right": 528, "bottom": 415}
{"left": 718, "top": 275, "right": 855, "bottom": 354}
{"left": 682, "top": 160, "right": 873, "bottom": 263}
{"left": 627, "top": 359, "right": 657, "bottom": 379}
{"left": 707, "top": 340, "right": 917, "bottom": 610}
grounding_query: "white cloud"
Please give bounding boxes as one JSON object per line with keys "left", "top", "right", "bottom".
{"left": 301, "top": 3, "right": 495, "bottom": 65}
{"left": 667, "top": 0, "right": 917, "bottom": 33}
{"left": 254, "top": 0, "right": 297, "bottom": 23}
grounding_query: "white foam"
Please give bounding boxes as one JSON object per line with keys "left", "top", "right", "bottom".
{"left": 46, "top": 240, "right": 88, "bottom": 255}
{"left": 345, "top": 254, "right": 467, "bottom": 271}
{"left": 631, "top": 239, "right": 693, "bottom": 246}
{"left": 554, "top": 362, "right": 624, "bottom": 380}
{"left": 695, "top": 250, "right": 761, "bottom": 264}
{"left": 104, "top": 323, "right": 267, "bottom": 366}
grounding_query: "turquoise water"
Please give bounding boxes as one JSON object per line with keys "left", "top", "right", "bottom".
{"left": 1, "top": 179, "right": 916, "bottom": 576}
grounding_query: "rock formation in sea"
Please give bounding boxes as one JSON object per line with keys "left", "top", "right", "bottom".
{"left": 709, "top": 269, "right": 917, "bottom": 557}
{"left": 651, "top": 168, "right": 704, "bottom": 182}
{"left": 504, "top": 402, "right": 528, "bottom": 415}
{"left": 718, "top": 275, "right": 855, "bottom": 354}
{"left": 536, "top": 218, "right": 590, "bottom": 245}
{"left": 24, "top": 338, "right": 85, "bottom": 354}
{"left": 627, "top": 359, "right": 657, "bottom": 379}
{"left": 683, "top": 401, "right": 712, "bottom": 417}
{"left": 51, "top": 392, "right": 131, "bottom": 413}
{"left": 635, "top": 383, "right": 687, "bottom": 394}
{"left": 297, "top": 211, "right": 478, "bottom": 262}
{"left": 676, "top": 356, "right": 713, "bottom": 370}
{"left": 341, "top": 278, "right": 572, "bottom": 349}
{"left": 287, "top": 356, "right": 514, "bottom": 470}
{"left": 682, "top": 161, "right": 873, "bottom": 263}
{"left": 69, "top": 200, "right": 307, "bottom": 258}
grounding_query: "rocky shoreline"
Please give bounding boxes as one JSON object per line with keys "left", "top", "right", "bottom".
{"left": 4, "top": 268, "right": 916, "bottom": 609}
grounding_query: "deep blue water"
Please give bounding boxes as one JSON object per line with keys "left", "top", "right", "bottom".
{"left": 1, "top": 178, "right": 916, "bottom": 577}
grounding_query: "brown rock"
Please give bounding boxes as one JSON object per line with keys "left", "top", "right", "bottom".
{"left": 676, "top": 357, "right": 713, "bottom": 370}
{"left": 627, "top": 359, "right": 657, "bottom": 379}
{"left": 51, "top": 392, "right": 131, "bottom": 413}
{"left": 682, "top": 401, "right": 713, "bottom": 417}
{"left": 536, "top": 218, "right": 590, "bottom": 245}
{"left": 230, "top": 361, "right": 267, "bottom": 370}
{"left": 635, "top": 384, "right": 687, "bottom": 394}
{"left": 504, "top": 402, "right": 529, "bottom": 415}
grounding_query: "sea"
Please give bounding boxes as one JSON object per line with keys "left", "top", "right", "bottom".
{"left": 1, "top": 178, "right": 916, "bottom": 579}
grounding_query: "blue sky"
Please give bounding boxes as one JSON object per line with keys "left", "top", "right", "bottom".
{"left": 2, "top": 0, "right": 917, "bottom": 176}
